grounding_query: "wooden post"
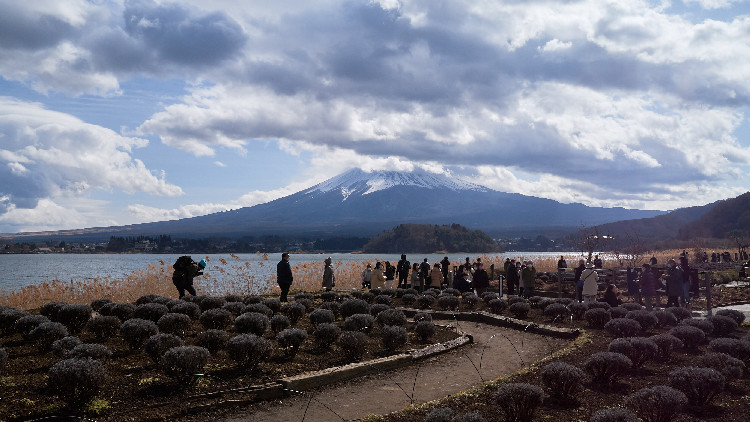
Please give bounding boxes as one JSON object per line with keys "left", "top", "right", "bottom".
{"left": 558, "top": 268, "right": 564, "bottom": 299}
{"left": 706, "top": 272, "right": 713, "bottom": 316}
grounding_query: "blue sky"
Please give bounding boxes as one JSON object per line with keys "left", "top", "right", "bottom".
{"left": 1, "top": 0, "right": 750, "bottom": 234}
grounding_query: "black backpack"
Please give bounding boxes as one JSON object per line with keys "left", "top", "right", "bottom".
{"left": 173, "top": 256, "right": 193, "bottom": 272}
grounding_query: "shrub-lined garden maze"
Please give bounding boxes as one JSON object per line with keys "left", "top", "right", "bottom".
{"left": 2, "top": 286, "right": 750, "bottom": 421}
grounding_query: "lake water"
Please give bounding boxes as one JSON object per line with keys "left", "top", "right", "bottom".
{"left": 0, "top": 252, "right": 569, "bottom": 294}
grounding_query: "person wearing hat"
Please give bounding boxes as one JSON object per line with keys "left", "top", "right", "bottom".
{"left": 580, "top": 262, "right": 599, "bottom": 305}
{"left": 322, "top": 257, "right": 335, "bottom": 292}
{"left": 454, "top": 270, "right": 472, "bottom": 293}
{"left": 172, "top": 256, "right": 206, "bottom": 298}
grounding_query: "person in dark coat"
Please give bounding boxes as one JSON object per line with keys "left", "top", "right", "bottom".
{"left": 627, "top": 267, "right": 642, "bottom": 305}
{"left": 593, "top": 255, "right": 603, "bottom": 269}
{"left": 574, "top": 259, "right": 586, "bottom": 302}
{"left": 602, "top": 284, "right": 622, "bottom": 307}
{"left": 420, "top": 258, "right": 431, "bottom": 287}
{"left": 557, "top": 256, "right": 567, "bottom": 269}
{"left": 440, "top": 256, "right": 451, "bottom": 286}
{"left": 639, "top": 263, "right": 657, "bottom": 311}
{"left": 277, "top": 252, "right": 294, "bottom": 302}
{"left": 505, "top": 259, "right": 518, "bottom": 296}
{"left": 322, "top": 257, "right": 335, "bottom": 292}
{"left": 172, "top": 257, "right": 205, "bottom": 298}
{"left": 664, "top": 259, "right": 682, "bottom": 308}
{"left": 472, "top": 263, "right": 490, "bottom": 295}
{"left": 454, "top": 272, "right": 472, "bottom": 293}
{"left": 397, "top": 254, "right": 410, "bottom": 289}
{"left": 679, "top": 253, "right": 691, "bottom": 306}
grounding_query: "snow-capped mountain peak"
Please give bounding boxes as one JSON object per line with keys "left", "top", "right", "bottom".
{"left": 306, "top": 168, "right": 490, "bottom": 200}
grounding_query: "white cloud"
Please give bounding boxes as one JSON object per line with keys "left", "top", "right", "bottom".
{"left": 539, "top": 39, "right": 573, "bottom": 52}
{"left": 0, "top": 98, "right": 183, "bottom": 230}
{"left": 682, "top": 0, "right": 748, "bottom": 9}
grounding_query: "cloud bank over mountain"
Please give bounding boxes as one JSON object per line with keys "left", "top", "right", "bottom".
{"left": 1, "top": 0, "right": 749, "bottom": 232}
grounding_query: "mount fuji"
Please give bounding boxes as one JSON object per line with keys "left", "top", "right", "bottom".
{"left": 5, "top": 168, "right": 666, "bottom": 239}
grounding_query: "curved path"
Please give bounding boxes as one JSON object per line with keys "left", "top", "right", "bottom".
{"left": 219, "top": 319, "right": 570, "bottom": 422}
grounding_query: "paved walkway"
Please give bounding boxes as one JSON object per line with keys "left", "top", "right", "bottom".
{"left": 219, "top": 320, "right": 570, "bottom": 422}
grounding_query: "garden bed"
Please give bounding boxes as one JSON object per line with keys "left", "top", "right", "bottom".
{"left": 0, "top": 291, "right": 464, "bottom": 421}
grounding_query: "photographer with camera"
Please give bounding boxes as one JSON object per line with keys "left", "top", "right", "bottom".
{"left": 172, "top": 256, "right": 206, "bottom": 298}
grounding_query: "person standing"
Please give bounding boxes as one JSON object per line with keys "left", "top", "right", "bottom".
{"left": 593, "top": 255, "right": 603, "bottom": 269}
{"left": 506, "top": 259, "right": 518, "bottom": 296}
{"left": 581, "top": 262, "right": 599, "bottom": 305}
{"left": 557, "top": 256, "right": 567, "bottom": 269}
{"left": 397, "top": 254, "right": 410, "bottom": 289}
{"left": 665, "top": 259, "right": 682, "bottom": 308}
{"left": 521, "top": 261, "right": 536, "bottom": 298}
{"left": 420, "top": 258, "right": 431, "bottom": 287}
{"left": 679, "top": 253, "right": 691, "bottom": 307}
{"left": 361, "top": 263, "right": 373, "bottom": 289}
{"left": 384, "top": 261, "right": 396, "bottom": 289}
{"left": 574, "top": 259, "right": 586, "bottom": 302}
{"left": 440, "top": 256, "right": 451, "bottom": 286}
{"left": 639, "top": 263, "right": 658, "bottom": 311}
{"left": 473, "top": 262, "right": 490, "bottom": 295}
{"left": 410, "top": 263, "right": 423, "bottom": 293}
{"left": 371, "top": 262, "right": 386, "bottom": 289}
{"left": 322, "top": 257, "right": 335, "bottom": 292}
{"left": 429, "top": 263, "right": 443, "bottom": 290}
{"left": 277, "top": 253, "right": 294, "bottom": 302}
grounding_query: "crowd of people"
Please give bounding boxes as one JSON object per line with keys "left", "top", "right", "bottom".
{"left": 265, "top": 251, "right": 748, "bottom": 307}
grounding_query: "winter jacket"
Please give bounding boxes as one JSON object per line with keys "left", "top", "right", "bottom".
{"left": 277, "top": 259, "right": 293, "bottom": 287}
{"left": 521, "top": 266, "right": 536, "bottom": 289}
{"left": 411, "top": 270, "right": 422, "bottom": 287}
{"left": 323, "top": 265, "right": 335, "bottom": 289}
{"left": 430, "top": 267, "right": 444, "bottom": 286}
{"left": 665, "top": 267, "right": 683, "bottom": 296}
{"left": 581, "top": 268, "right": 599, "bottom": 297}
{"left": 639, "top": 270, "right": 658, "bottom": 296}
{"left": 472, "top": 269, "right": 490, "bottom": 290}
{"left": 371, "top": 268, "right": 386, "bottom": 289}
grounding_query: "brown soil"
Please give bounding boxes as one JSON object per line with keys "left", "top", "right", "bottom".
{"left": 0, "top": 306, "right": 459, "bottom": 421}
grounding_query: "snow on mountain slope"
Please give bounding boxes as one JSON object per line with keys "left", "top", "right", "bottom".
{"left": 305, "top": 168, "right": 489, "bottom": 200}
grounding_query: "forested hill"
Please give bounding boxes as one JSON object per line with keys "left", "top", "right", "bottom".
{"left": 362, "top": 224, "right": 500, "bottom": 253}
{"left": 676, "top": 192, "right": 750, "bottom": 240}
{"left": 595, "top": 201, "right": 717, "bottom": 242}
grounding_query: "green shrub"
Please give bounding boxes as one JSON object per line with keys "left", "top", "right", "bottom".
{"left": 381, "top": 325, "right": 408, "bottom": 352}
{"left": 338, "top": 331, "right": 368, "bottom": 361}
{"left": 417, "top": 294, "right": 436, "bottom": 309}
{"left": 488, "top": 298, "right": 508, "bottom": 314}
{"left": 709, "top": 338, "right": 750, "bottom": 361}
{"left": 313, "top": 323, "right": 341, "bottom": 350}
{"left": 309, "top": 308, "right": 335, "bottom": 327}
{"left": 51, "top": 336, "right": 82, "bottom": 357}
{"left": 509, "top": 302, "right": 530, "bottom": 318}
{"left": 87, "top": 315, "right": 121, "bottom": 340}
{"left": 625, "top": 310, "right": 658, "bottom": 332}
{"left": 664, "top": 306, "right": 691, "bottom": 322}
{"left": 160, "top": 345, "right": 210, "bottom": 381}
{"left": 540, "top": 361, "right": 584, "bottom": 400}
{"left": 377, "top": 309, "right": 407, "bottom": 326}
{"left": 262, "top": 298, "right": 281, "bottom": 313}
{"left": 134, "top": 303, "right": 169, "bottom": 323}
{"left": 243, "top": 303, "right": 273, "bottom": 318}
{"left": 199, "top": 296, "right": 227, "bottom": 311}
{"left": 414, "top": 320, "right": 435, "bottom": 341}
{"left": 343, "top": 314, "right": 375, "bottom": 333}
{"left": 668, "top": 325, "right": 706, "bottom": 349}
{"left": 668, "top": 367, "right": 725, "bottom": 405}
{"left": 276, "top": 328, "right": 307, "bottom": 357}
{"left": 67, "top": 343, "right": 113, "bottom": 361}
{"left": 119, "top": 318, "right": 158, "bottom": 350}
{"left": 604, "top": 318, "right": 641, "bottom": 338}
{"left": 47, "top": 358, "right": 106, "bottom": 408}
{"left": 649, "top": 334, "right": 683, "bottom": 360}
{"left": 234, "top": 312, "right": 269, "bottom": 336}
{"left": 15, "top": 315, "right": 50, "bottom": 338}
{"left": 227, "top": 334, "right": 271, "bottom": 369}
{"left": 170, "top": 301, "right": 201, "bottom": 319}
{"left": 199, "top": 308, "right": 232, "bottom": 330}
{"left": 281, "top": 302, "right": 306, "bottom": 324}
{"left": 195, "top": 329, "right": 229, "bottom": 354}
{"left": 157, "top": 313, "right": 192, "bottom": 336}
{"left": 270, "top": 314, "right": 291, "bottom": 334}
{"left": 437, "top": 295, "right": 460, "bottom": 311}
{"left": 494, "top": 383, "right": 544, "bottom": 422}
{"left": 707, "top": 315, "right": 738, "bottom": 337}
{"left": 544, "top": 303, "right": 571, "bottom": 321}
{"left": 608, "top": 337, "right": 658, "bottom": 368}
{"left": 624, "top": 385, "right": 687, "bottom": 422}
{"left": 698, "top": 352, "right": 745, "bottom": 382}
{"left": 568, "top": 302, "right": 588, "bottom": 320}
{"left": 30, "top": 321, "right": 69, "bottom": 351}
{"left": 144, "top": 333, "right": 184, "bottom": 363}
{"left": 715, "top": 309, "right": 745, "bottom": 324}
{"left": 584, "top": 308, "right": 611, "bottom": 328}
{"left": 584, "top": 352, "right": 632, "bottom": 384}
{"left": 90, "top": 298, "right": 112, "bottom": 312}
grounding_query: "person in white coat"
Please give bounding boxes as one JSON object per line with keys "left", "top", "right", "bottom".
{"left": 581, "top": 262, "right": 599, "bottom": 305}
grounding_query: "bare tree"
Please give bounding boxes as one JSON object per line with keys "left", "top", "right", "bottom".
{"left": 622, "top": 231, "right": 645, "bottom": 268}
{"left": 726, "top": 229, "right": 750, "bottom": 261}
{"left": 573, "top": 226, "right": 614, "bottom": 263}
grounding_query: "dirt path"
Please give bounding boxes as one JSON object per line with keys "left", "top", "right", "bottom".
{"left": 217, "top": 320, "right": 570, "bottom": 422}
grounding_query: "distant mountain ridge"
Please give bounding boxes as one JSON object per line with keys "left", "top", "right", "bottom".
{"left": 2, "top": 168, "right": 667, "bottom": 240}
